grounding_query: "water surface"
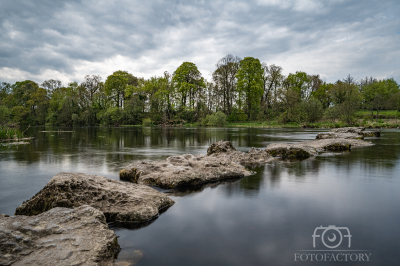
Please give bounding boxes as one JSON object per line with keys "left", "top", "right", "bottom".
{"left": 0, "top": 126, "right": 399, "bottom": 265}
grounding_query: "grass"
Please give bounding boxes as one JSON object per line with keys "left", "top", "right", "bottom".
{"left": 0, "top": 126, "right": 24, "bottom": 140}
{"left": 355, "top": 110, "right": 400, "bottom": 119}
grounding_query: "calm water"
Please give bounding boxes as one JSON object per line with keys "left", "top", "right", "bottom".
{"left": 1, "top": 126, "right": 399, "bottom": 266}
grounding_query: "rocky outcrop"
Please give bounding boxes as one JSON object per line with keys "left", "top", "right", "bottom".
{"left": 316, "top": 132, "right": 364, "bottom": 140}
{"left": 15, "top": 172, "right": 174, "bottom": 222}
{"left": 266, "top": 127, "right": 377, "bottom": 158}
{"left": 0, "top": 205, "right": 120, "bottom": 266}
{"left": 207, "top": 141, "right": 272, "bottom": 165}
{"left": 330, "top": 127, "right": 365, "bottom": 134}
{"left": 360, "top": 130, "right": 380, "bottom": 137}
{"left": 207, "top": 141, "right": 236, "bottom": 156}
{"left": 317, "top": 127, "right": 381, "bottom": 140}
{"left": 265, "top": 143, "right": 318, "bottom": 158}
{"left": 120, "top": 153, "right": 251, "bottom": 189}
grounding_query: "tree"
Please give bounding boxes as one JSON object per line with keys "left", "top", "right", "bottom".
{"left": 236, "top": 57, "right": 264, "bottom": 120}
{"left": 172, "top": 62, "right": 205, "bottom": 110}
{"left": 212, "top": 54, "right": 241, "bottom": 114}
{"left": 81, "top": 75, "right": 103, "bottom": 125}
{"left": 261, "top": 63, "right": 283, "bottom": 116}
{"left": 41, "top": 79, "right": 62, "bottom": 97}
{"left": 105, "top": 71, "right": 138, "bottom": 108}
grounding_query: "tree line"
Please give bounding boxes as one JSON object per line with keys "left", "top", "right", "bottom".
{"left": 1, "top": 54, "right": 399, "bottom": 126}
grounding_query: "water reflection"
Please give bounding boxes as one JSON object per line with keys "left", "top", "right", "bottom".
{"left": 1, "top": 127, "right": 400, "bottom": 265}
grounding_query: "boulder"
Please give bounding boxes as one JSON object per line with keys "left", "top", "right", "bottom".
{"left": 265, "top": 143, "right": 318, "bottom": 158}
{"left": 15, "top": 172, "right": 174, "bottom": 222}
{"left": 0, "top": 205, "right": 120, "bottom": 266}
{"left": 360, "top": 130, "right": 380, "bottom": 137}
{"left": 207, "top": 141, "right": 272, "bottom": 165}
{"left": 120, "top": 153, "right": 251, "bottom": 189}
{"left": 207, "top": 141, "right": 236, "bottom": 156}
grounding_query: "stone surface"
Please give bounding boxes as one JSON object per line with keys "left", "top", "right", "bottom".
{"left": 330, "top": 127, "right": 365, "bottom": 134}
{"left": 207, "top": 141, "right": 237, "bottom": 156}
{"left": 265, "top": 143, "right": 318, "bottom": 158}
{"left": 316, "top": 132, "right": 364, "bottom": 140}
{"left": 15, "top": 172, "right": 174, "bottom": 222}
{"left": 208, "top": 141, "right": 272, "bottom": 165}
{"left": 120, "top": 153, "right": 251, "bottom": 189}
{"left": 360, "top": 130, "right": 380, "bottom": 137}
{"left": 0, "top": 205, "right": 119, "bottom": 266}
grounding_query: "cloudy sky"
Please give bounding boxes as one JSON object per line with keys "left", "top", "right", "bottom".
{"left": 1, "top": 0, "right": 399, "bottom": 86}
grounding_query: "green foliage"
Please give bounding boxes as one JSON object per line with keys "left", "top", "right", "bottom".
{"left": 173, "top": 62, "right": 205, "bottom": 110}
{"left": 0, "top": 126, "right": 24, "bottom": 140}
{"left": 142, "top": 118, "right": 152, "bottom": 126}
{"left": 298, "top": 97, "right": 324, "bottom": 123}
{"left": 202, "top": 111, "right": 227, "bottom": 126}
{"left": 236, "top": 57, "right": 264, "bottom": 120}
{"left": 0, "top": 106, "right": 11, "bottom": 124}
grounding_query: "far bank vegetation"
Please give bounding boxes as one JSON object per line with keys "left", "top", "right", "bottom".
{"left": 1, "top": 55, "right": 399, "bottom": 128}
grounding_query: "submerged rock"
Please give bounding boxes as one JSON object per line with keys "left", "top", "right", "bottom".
{"left": 265, "top": 143, "right": 318, "bottom": 158}
{"left": 120, "top": 153, "right": 251, "bottom": 189}
{"left": 0, "top": 205, "right": 120, "bottom": 266}
{"left": 15, "top": 172, "right": 174, "bottom": 222}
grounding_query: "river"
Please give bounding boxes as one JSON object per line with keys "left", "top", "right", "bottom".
{"left": 0, "top": 126, "right": 399, "bottom": 265}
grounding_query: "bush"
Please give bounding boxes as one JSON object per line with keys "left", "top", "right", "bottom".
{"left": 202, "top": 111, "right": 227, "bottom": 126}
{"left": 0, "top": 106, "right": 11, "bottom": 124}
{"left": 298, "top": 97, "right": 324, "bottom": 123}
{"left": 237, "top": 113, "right": 248, "bottom": 121}
{"left": 142, "top": 118, "right": 152, "bottom": 126}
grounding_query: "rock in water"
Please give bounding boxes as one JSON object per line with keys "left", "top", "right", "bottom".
{"left": 316, "top": 132, "right": 364, "bottom": 140}
{"left": 207, "top": 141, "right": 236, "bottom": 156}
{"left": 0, "top": 206, "right": 120, "bottom": 266}
{"left": 120, "top": 154, "right": 251, "bottom": 189}
{"left": 15, "top": 172, "right": 174, "bottom": 222}
{"left": 265, "top": 143, "right": 318, "bottom": 158}
{"left": 206, "top": 141, "right": 272, "bottom": 165}
{"left": 330, "top": 127, "right": 365, "bottom": 134}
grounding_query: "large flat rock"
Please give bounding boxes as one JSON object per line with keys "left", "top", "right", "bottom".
{"left": 0, "top": 205, "right": 119, "bottom": 266}
{"left": 316, "top": 132, "right": 364, "bottom": 140}
{"left": 15, "top": 172, "right": 174, "bottom": 222}
{"left": 120, "top": 153, "right": 251, "bottom": 189}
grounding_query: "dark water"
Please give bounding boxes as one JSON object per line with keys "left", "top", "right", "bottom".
{"left": 1, "top": 126, "right": 400, "bottom": 266}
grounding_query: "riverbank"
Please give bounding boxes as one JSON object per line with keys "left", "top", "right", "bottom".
{"left": 181, "top": 119, "right": 400, "bottom": 129}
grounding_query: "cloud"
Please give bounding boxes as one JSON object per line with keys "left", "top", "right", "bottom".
{"left": 0, "top": 0, "right": 399, "bottom": 85}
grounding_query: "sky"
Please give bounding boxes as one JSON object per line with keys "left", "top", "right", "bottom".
{"left": 0, "top": 0, "right": 399, "bottom": 86}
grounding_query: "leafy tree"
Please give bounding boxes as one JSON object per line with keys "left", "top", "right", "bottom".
{"left": 236, "top": 57, "right": 264, "bottom": 120}
{"left": 105, "top": 71, "right": 138, "bottom": 107}
{"left": 173, "top": 62, "right": 205, "bottom": 110}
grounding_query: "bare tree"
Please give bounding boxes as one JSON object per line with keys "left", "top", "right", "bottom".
{"left": 41, "top": 79, "right": 62, "bottom": 96}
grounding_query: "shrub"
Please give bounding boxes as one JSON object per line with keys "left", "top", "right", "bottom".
{"left": 299, "top": 97, "right": 324, "bottom": 123}
{"left": 202, "top": 111, "right": 227, "bottom": 126}
{"left": 142, "top": 118, "right": 152, "bottom": 126}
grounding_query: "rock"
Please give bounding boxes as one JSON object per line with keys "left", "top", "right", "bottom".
{"left": 120, "top": 153, "right": 251, "bottom": 189}
{"left": 207, "top": 142, "right": 272, "bottom": 165}
{"left": 0, "top": 205, "right": 120, "bottom": 266}
{"left": 15, "top": 172, "right": 174, "bottom": 222}
{"left": 207, "top": 141, "right": 236, "bottom": 156}
{"left": 301, "top": 139, "right": 354, "bottom": 151}
{"left": 265, "top": 143, "right": 318, "bottom": 158}
{"left": 360, "top": 130, "right": 380, "bottom": 137}
{"left": 330, "top": 127, "right": 365, "bottom": 134}
{"left": 316, "top": 132, "right": 364, "bottom": 140}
